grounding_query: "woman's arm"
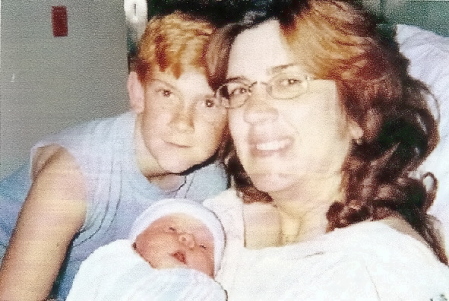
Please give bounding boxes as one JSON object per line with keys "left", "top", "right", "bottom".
{"left": 0, "top": 147, "right": 87, "bottom": 300}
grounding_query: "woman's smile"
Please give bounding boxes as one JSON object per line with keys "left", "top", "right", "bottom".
{"left": 250, "top": 137, "right": 293, "bottom": 156}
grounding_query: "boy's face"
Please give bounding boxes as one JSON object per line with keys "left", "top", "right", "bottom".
{"left": 130, "top": 69, "right": 227, "bottom": 175}
{"left": 134, "top": 213, "right": 215, "bottom": 277}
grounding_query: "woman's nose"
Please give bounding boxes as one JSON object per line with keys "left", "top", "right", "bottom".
{"left": 243, "top": 84, "right": 278, "bottom": 125}
{"left": 179, "top": 233, "right": 195, "bottom": 248}
{"left": 170, "top": 106, "right": 194, "bottom": 132}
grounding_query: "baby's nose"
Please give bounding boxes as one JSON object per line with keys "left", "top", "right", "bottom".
{"left": 179, "top": 233, "right": 195, "bottom": 248}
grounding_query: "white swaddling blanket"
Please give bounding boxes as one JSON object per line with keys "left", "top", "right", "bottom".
{"left": 66, "top": 239, "right": 226, "bottom": 301}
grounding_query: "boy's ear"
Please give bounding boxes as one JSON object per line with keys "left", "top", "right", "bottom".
{"left": 127, "top": 71, "right": 145, "bottom": 114}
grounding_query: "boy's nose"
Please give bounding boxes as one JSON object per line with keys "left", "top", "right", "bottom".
{"left": 171, "top": 106, "right": 194, "bottom": 132}
{"left": 179, "top": 233, "right": 195, "bottom": 248}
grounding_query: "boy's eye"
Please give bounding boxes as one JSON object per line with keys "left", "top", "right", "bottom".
{"left": 204, "top": 98, "right": 219, "bottom": 108}
{"left": 159, "top": 89, "right": 173, "bottom": 97}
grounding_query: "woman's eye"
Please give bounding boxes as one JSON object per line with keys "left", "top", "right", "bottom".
{"left": 230, "top": 86, "right": 248, "bottom": 96}
{"left": 279, "top": 78, "right": 300, "bottom": 87}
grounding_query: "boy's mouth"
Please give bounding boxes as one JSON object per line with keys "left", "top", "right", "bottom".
{"left": 172, "top": 251, "right": 186, "bottom": 264}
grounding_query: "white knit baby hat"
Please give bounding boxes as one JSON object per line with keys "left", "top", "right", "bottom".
{"left": 129, "top": 198, "right": 225, "bottom": 274}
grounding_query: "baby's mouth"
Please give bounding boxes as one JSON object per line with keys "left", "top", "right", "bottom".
{"left": 172, "top": 251, "right": 186, "bottom": 264}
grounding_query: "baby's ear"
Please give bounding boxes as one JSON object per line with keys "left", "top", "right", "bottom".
{"left": 127, "top": 71, "right": 145, "bottom": 113}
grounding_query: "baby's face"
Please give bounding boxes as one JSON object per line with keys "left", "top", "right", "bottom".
{"left": 134, "top": 213, "right": 215, "bottom": 277}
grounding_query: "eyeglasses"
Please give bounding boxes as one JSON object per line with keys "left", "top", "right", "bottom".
{"left": 215, "top": 73, "right": 314, "bottom": 109}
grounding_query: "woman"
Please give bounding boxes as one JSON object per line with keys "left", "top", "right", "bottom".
{"left": 0, "top": 12, "right": 227, "bottom": 300}
{"left": 204, "top": 0, "right": 449, "bottom": 299}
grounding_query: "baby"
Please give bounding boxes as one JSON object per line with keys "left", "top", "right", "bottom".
{"left": 66, "top": 199, "right": 226, "bottom": 301}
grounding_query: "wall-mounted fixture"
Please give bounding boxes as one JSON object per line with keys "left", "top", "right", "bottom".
{"left": 52, "top": 6, "right": 68, "bottom": 37}
{"left": 124, "top": 0, "right": 148, "bottom": 58}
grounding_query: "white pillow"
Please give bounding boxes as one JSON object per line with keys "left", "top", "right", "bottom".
{"left": 396, "top": 24, "right": 449, "bottom": 251}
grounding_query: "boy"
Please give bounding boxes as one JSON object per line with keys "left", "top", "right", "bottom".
{"left": 0, "top": 11, "right": 227, "bottom": 300}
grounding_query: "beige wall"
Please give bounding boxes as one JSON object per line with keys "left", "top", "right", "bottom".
{"left": 0, "top": 0, "right": 128, "bottom": 177}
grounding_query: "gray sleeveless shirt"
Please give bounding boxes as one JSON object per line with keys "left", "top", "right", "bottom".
{"left": 1, "top": 112, "right": 228, "bottom": 299}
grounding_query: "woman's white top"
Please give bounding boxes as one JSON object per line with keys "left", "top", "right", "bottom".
{"left": 205, "top": 189, "right": 449, "bottom": 301}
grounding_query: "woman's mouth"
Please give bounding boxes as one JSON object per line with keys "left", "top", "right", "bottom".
{"left": 251, "top": 138, "right": 292, "bottom": 156}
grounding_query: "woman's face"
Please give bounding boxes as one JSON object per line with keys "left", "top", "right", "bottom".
{"left": 132, "top": 70, "right": 227, "bottom": 174}
{"left": 226, "top": 20, "right": 360, "bottom": 194}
